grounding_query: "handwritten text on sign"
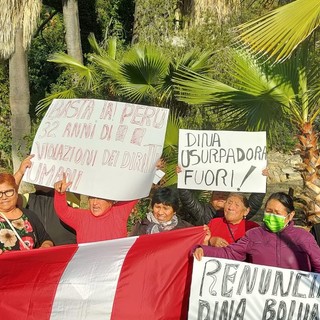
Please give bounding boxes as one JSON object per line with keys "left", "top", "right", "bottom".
{"left": 24, "top": 99, "right": 169, "bottom": 200}
{"left": 188, "top": 257, "right": 320, "bottom": 320}
{"left": 178, "top": 130, "right": 267, "bottom": 193}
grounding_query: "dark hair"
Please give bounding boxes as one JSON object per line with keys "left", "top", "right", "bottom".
{"left": 0, "top": 173, "right": 18, "bottom": 192}
{"left": 265, "top": 192, "right": 294, "bottom": 213}
{"left": 227, "top": 193, "right": 250, "bottom": 208}
{"left": 151, "top": 187, "right": 180, "bottom": 212}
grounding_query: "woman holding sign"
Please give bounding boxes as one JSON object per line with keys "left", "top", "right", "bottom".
{"left": 54, "top": 173, "right": 138, "bottom": 243}
{"left": 194, "top": 192, "right": 320, "bottom": 272}
{"left": 176, "top": 167, "right": 268, "bottom": 225}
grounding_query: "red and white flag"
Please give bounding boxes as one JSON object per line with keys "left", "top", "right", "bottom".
{"left": 0, "top": 227, "right": 205, "bottom": 320}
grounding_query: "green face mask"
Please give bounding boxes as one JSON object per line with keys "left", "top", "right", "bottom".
{"left": 263, "top": 212, "right": 288, "bottom": 233}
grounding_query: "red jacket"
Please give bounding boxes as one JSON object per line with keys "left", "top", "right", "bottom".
{"left": 54, "top": 191, "right": 137, "bottom": 243}
{"left": 208, "top": 217, "right": 259, "bottom": 244}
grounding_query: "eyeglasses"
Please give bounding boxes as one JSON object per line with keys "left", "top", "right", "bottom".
{"left": 0, "top": 189, "right": 15, "bottom": 198}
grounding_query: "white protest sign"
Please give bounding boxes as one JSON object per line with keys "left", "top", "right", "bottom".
{"left": 24, "top": 99, "right": 169, "bottom": 200}
{"left": 188, "top": 257, "right": 320, "bottom": 320}
{"left": 178, "top": 129, "right": 267, "bottom": 193}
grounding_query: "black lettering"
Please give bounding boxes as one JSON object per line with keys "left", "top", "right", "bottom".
{"left": 262, "top": 299, "right": 276, "bottom": 320}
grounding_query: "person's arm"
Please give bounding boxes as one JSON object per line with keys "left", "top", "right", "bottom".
{"left": 209, "top": 236, "right": 229, "bottom": 247}
{"left": 194, "top": 234, "right": 250, "bottom": 261}
{"left": 246, "top": 168, "right": 269, "bottom": 220}
{"left": 178, "top": 189, "right": 215, "bottom": 224}
{"left": 304, "top": 232, "right": 320, "bottom": 273}
{"left": 14, "top": 155, "right": 34, "bottom": 186}
{"left": 129, "top": 221, "right": 144, "bottom": 236}
{"left": 54, "top": 191, "right": 81, "bottom": 229}
{"left": 247, "top": 193, "right": 265, "bottom": 220}
{"left": 310, "top": 224, "right": 320, "bottom": 246}
{"left": 53, "top": 172, "right": 81, "bottom": 228}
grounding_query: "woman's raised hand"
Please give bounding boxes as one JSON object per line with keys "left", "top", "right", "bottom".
{"left": 54, "top": 173, "right": 72, "bottom": 194}
{"left": 14, "top": 155, "right": 35, "bottom": 185}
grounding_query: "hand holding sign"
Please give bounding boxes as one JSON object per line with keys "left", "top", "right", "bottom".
{"left": 54, "top": 173, "right": 72, "bottom": 194}
{"left": 193, "top": 247, "right": 204, "bottom": 261}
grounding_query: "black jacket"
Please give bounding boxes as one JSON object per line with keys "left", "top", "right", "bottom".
{"left": 26, "top": 192, "right": 76, "bottom": 245}
{"left": 178, "top": 189, "right": 265, "bottom": 225}
{"left": 310, "top": 223, "right": 320, "bottom": 246}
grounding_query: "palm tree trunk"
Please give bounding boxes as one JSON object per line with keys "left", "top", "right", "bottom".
{"left": 182, "top": 0, "right": 240, "bottom": 27}
{"left": 296, "top": 122, "right": 320, "bottom": 224}
{"left": 62, "top": 0, "right": 83, "bottom": 63}
{"left": 9, "top": 28, "right": 31, "bottom": 172}
{"left": 132, "top": 0, "right": 142, "bottom": 44}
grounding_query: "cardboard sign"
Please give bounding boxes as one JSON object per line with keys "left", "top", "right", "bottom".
{"left": 178, "top": 129, "right": 267, "bottom": 193}
{"left": 24, "top": 99, "right": 169, "bottom": 200}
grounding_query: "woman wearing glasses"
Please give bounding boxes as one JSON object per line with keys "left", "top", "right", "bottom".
{"left": 0, "top": 173, "right": 53, "bottom": 253}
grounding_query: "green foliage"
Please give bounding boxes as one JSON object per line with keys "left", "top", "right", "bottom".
{"left": 28, "top": 8, "right": 66, "bottom": 116}
{"left": 96, "top": 0, "right": 134, "bottom": 45}
{"left": 2, "top": 0, "right": 310, "bottom": 172}
{"left": 267, "top": 120, "right": 297, "bottom": 153}
{"left": 127, "top": 197, "right": 150, "bottom": 231}
{"left": 133, "top": 0, "right": 178, "bottom": 44}
{"left": 0, "top": 62, "right": 12, "bottom": 169}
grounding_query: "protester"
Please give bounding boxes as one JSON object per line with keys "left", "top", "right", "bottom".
{"left": 206, "top": 193, "right": 259, "bottom": 247}
{"left": 14, "top": 155, "right": 77, "bottom": 245}
{"left": 129, "top": 187, "right": 192, "bottom": 236}
{"left": 0, "top": 172, "right": 53, "bottom": 252}
{"left": 177, "top": 167, "right": 268, "bottom": 225}
{"left": 194, "top": 192, "right": 320, "bottom": 272}
{"left": 54, "top": 173, "right": 138, "bottom": 243}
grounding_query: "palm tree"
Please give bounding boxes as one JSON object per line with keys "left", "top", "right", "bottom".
{"left": 38, "top": 39, "right": 214, "bottom": 185}
{"left": 174, "top": 47, "right": 320, "bottom": 223}
{"left": 0, "top": 0, "right": 42, "bottom": 171}
{"left": 237, "top": 0, "right": 320, "bottom": 62}
{"left": 62, "top": 0, "right": 83, "bottom": 63}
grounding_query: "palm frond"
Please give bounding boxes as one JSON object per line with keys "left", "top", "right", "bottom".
{"left": 116, "top": 46, "right": 169, "bottom": 103}
{"left": 174, "top": 66, "right": 239, "bottom": 105}
{"left": 177, "top": 50, "right": 214, "bottom": 74}
{"left": 48, "top": 52, "right": 97, "bottom": 91}
{"left": 173, "top": 48, "right": 317, "bottom": 131}
{"left": 237, "top": 0, "right": 320, "bottom": 62}
{"left": 163, "top": 111, "right": 180, "bottom": 152}
{"left": 36, "top": 89, "right": 77, "bottom": 115}
{"left": 88, "top": 33, "right": 104, "bottom": 56}
{"left": 90, "top": 54, "right": 120, "bottom": 79}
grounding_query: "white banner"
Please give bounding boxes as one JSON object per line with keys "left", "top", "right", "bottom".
{"left": 178, "top": 129, "right": 267, "bottom": 193}
{"left": 188, "top": 257, "right": 320, "bottom": 320}
{"left": 24, "top": 99, "right": 169, "bottom": 200}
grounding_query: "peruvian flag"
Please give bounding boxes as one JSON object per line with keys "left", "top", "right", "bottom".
{"left": 0, "top": 227, "right": 205, "bottom": 320}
